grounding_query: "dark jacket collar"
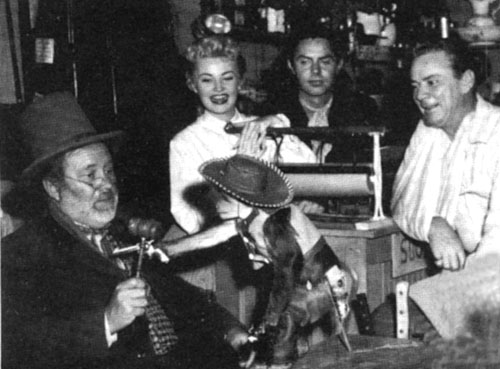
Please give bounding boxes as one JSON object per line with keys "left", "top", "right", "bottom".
{"left": 44, "top": 204, "right": 127, "bottom": 279}
{"left": 274, "top": 88, "right": 379, "bottom": 128}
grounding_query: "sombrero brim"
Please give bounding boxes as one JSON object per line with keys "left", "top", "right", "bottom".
{"left": 21, "top": 130, "right": 125, "bottom": 183}
{"left": 199, "top": 155, "right": 294, "bottom": 208}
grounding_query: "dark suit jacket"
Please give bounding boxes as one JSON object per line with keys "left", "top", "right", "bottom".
{"left": 272, "top": 89, "right": 380, "bottom": 163}
{"left": 2, "top": 211, "right": 243, "bottom": 369}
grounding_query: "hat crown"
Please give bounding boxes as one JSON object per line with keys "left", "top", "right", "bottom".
{"left": 20, "top": 92, "right": 96, "bottom": 161}
{"left": 200, "top": 154, "right": 293, "bottom": 208}
{"left": 19, "top": 92, "right": 124, "bottom": 181}
{"left": 223, "top": 157, "right": 270, "bottom": 195}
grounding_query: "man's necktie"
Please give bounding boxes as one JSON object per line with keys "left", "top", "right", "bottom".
{"left": 145, "top": 294, "right": 178, "bottom": 355}
{"left": 72, "top": 221, "right": 113, "bottom": 256}
{"left": 95, "top": 229, "right": 178, "bottom": 355}
{"left": 77, "top": 223, "right": 179, "bottom": 355}
{"left": 92, "top": 231, "right": 117, "bottom": 258}
{"left": 90, "top": 230, "right": 130, "bottom": 271}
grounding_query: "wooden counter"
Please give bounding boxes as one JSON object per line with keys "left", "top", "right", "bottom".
{"left": 215, "top": 218, "right": 430, "bottom": 326}
{"left": 315, "top": 219, "right": 429, "bottom": 313}
{"left": 291, "top": 334, "right": 440, "bottom": 369}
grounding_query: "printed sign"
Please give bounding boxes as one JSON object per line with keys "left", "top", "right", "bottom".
{"left": 391, "top": 232, "right": 427, "bottom": 278}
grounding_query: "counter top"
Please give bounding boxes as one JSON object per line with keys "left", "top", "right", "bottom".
{"left": 292, "top": 335, "right": 440, "bottom": 369}
{"left": 311, "top": 216, "right": 399, "bottom": 238}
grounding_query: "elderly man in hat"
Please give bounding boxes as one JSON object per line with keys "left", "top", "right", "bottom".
{"left": 1, "top": 92, "right": 250, "bottom": 369}
{"left": 198, "top": 154, "right": 355, "bottom": 367}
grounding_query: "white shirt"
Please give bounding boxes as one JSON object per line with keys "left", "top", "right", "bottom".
{"left": 170, "top": 110, "right": 316, "bottom": 235}
{"left": 169, "top": 110, "right": 316, "bottom": 291}
{"left": 300, "top": 97, "right": 333, "bottom": 163}
{"left": 393, "top": 96, "right": 500, "bottom": 339}
{"left": 392, "top": 96, "right": 500, "bottom": 257}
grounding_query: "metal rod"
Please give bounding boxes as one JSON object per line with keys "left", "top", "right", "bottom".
{"left": 135, "top": 237, "right": 146, "bottom": 278}
{"left": 224, "top": 122, "right": 386, "bottom": 143}
{"left": 67, "top": 0, "right": 78, "bottom": 98}
{"left": 5, "top": 0, "right": 24, "bottom": 103}
{"left": 106, "top": 36, "right": 118, "bottom": 115}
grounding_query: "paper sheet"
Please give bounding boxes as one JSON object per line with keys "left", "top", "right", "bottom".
{"left": 286, "top": 173, "right": 374, "bottom": 197}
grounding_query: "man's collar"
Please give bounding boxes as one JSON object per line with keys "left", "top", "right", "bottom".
{"left": 466, "top": 95, "right": 498, "bottom": 144}
{"left": 298, "top": 94, "right": 333, "bottom": 112}
{"left": 73, "top": 220, "right": 110, "bottom": 238}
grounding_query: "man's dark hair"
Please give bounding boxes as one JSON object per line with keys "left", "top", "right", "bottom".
{"left": 413, "top": 35, "right": 483, "bottom": 87}
{"left": 285, "top": 22, "right": 348, "bottom": 63}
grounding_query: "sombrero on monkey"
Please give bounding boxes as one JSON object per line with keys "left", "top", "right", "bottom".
{"left": 200, "top": 154, "right": 356, "bottom": 366}
{"left": 199, "top": 154, "right": 294, "bottom": 209}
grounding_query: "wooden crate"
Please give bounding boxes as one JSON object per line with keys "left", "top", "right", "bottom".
{"left": 215, "top": 256, "right": 257, "bottom": 325}
{"left": 317, "top": 220, "right": 429, "bottom": 312}
{"left": 214, "top": 218, "right": 430, "bottom": 326}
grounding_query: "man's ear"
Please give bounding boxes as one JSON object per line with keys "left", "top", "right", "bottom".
{"left": 460, "top": 69, "right": 475, "bottom": 94}
{"left": 335, "top": 58, "right": 344, "bottom": 73}
{"left": 42, "top": 179, "right": 61, "bottom": 201}
{"left": 287, "top": 59, "right": 296, "bottom": 75}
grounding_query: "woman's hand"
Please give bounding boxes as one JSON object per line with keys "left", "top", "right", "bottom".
{"left": 237, "top": 115, "right": 286, "bottom": 158}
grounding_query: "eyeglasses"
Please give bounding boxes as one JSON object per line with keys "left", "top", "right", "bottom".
{"left": 64, "top": 173, "right": 116, "bottom": 189}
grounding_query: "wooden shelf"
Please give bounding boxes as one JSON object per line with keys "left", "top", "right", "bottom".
{"left": 230, "top": 27, "right": 287, "bottom": 45}
{"left": 356, "top": 45, "right": 393, "bottom": 62}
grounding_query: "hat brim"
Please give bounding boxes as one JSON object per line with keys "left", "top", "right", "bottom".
{"left": 20, "top": 130, "right": 125, "bottom": 183}
{"left": 199, "top": 155, "right": 294, "bottom": 208}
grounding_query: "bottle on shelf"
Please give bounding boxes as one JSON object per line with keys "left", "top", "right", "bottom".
{"left": 438, "top": 6, "right": 451, "bottom": 39}
{"left": 28, "top": 2, "right": 72, "bottom": 96}
{"left": 264, "top": 0, "right": 287, "bottom": 33}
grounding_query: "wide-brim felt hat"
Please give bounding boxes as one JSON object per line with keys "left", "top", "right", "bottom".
{"left": 19, "top": 91, "right": 124, "bottom": 182}
{"left": 199, "top": 154, "right": 294, "bottom": 208}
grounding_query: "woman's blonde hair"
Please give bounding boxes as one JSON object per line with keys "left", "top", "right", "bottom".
{"left": 185, "top": 35, "right": 245, "bottom": 76}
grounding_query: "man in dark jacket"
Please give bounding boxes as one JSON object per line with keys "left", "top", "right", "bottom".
{"left": 269, "top": 23, "right": 380, "bottom": 163}
{"left": 1, "top": 92, "right": 248, "bottom": 369}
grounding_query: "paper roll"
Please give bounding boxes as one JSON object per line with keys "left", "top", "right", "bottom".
{"left": 286, "top": 173, "right": 374, "bottom": 197}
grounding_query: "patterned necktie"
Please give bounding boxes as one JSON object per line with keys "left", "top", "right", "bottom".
{"left": 89, "top": 229, "right": 130, "bottom": 271}
{"left": 145, "top": 294, "right": 178, "bottom": 355}
{"left": 97, "top": 230, "right": 178, "bottom": 355}
{"left": 92, "top": 230, "right": 116, "bottom": 257}
{"left": 76, "top": 223, "right": 178, "bottom": 355}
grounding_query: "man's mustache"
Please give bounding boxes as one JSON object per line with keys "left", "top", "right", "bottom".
{"left": 96, "top": 189, "right": 117, "bottom": 202}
